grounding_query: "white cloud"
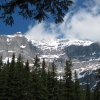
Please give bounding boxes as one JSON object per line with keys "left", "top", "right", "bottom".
{"left": 94, "top": 0, "right": 100, "bottom": 6}
{"left": 25, "top": 22, "right": 60, "bottom": 40}
{"left": 72, "top": 0, "right": 77, "bottom": 3}
{"left": 84, "top": 0, "right": 100, "bottom": 6}
{"left": 25, "top": 1, "right": 100, "bottom": 42}
{"left": 63, "top": 7, "right": 100, "bottom": 41}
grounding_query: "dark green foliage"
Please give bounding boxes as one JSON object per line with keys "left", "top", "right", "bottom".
{"left": 63, "top": 59, "right": 75, "bottom": 100}
{"left": 58, "top": 77, "right": 65, "bottom": 100}
{"left": 31, "top": 55, "right": 43, "bottom": 100}
{"left": 31, "top": 55, "right": 41, "bottom": 100}
{"left": 0, "top": 64, "right": 9, "bottom": 99}
{"left": 41, "top": 58, "right": 47, "bottom": 78}
{"left": 51, "top": 62, "right": 57, "bottom": 78}
{"left": 0, "top": 0, "right": 73, "bottom": 25}
{"left": 85, "top": 81, "right": 91, "bottom": 100}
{"left": 23, "top": 60, "right": 32, "bottom": 100}
{"left": 41, "top": 58, "right": 47, "bottom": 86}
{"left": 0, "top": 56, "right": 3, "bottom": 71}
{"left": 7, "top": 58, "right": 10, "bottom": 68}
{"left": 94, "top": 81, "right": 100, "bottom": 100}
{"left": 94, "top": 88, "right": 98, "bottom": 100}
{"left": 74, "top": 70, "right": 82, "bottom": 100}
{"left": 94, "top": 64, "right": 100, "bottom": 100}
{"left": 0, "top": 54, "right": 95, "bottom": 100}
{"left": 14, "top": 54, "right": 25, "bottom": 99}
{"left": 47, "top": 62, "right": 59, "bottom": 100}
{"left": 33, "top": 55, "right": 41, "bottom": 73}
{"left": 6, "top": 53, "right": 16, "bottom": 99}
{"left": 40, "top": 58, "right": 48, "bottom": 100}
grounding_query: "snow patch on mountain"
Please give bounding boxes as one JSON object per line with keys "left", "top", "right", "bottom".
{"left": 39, "top": 54, "right": 60, "bottom": 62}
{"left": 31, "top": 38, "right": 93, "bottom": 50}
{"left": 8, "top": 50, "right": 16, "bottom": 53}
{"left": 0, "top": 50, "right": 4, "bottom": 52}
{"left": 7, "top": 38, "right": 12, "bottom": 42}
{"left": 72, "top": 64, "right": 100, "bottom": 79}
{"left": 20, "top": 45, "right": 26, "bottom": 49}
{"left": 3, "top": 57, "right": 17, "bottom": 63}
{"left": 31, "top": 38, "right": 59, "bottom": 50}
{"left": 7, "top": 32, "right": 23, "bottom": 38}
{"left": 7, "top": 38, "right": 12, "bottom": 45}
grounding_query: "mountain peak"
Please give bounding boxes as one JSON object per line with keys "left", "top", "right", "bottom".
{"left": 7, "top": 32, "right": 23, "bottom": 38}
{"left": 13, "top": 32, "right": 22, "bottom": 36}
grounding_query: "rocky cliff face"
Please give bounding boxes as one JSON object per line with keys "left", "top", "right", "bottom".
{"left": 0, "top": 32, "right": 43, "bottom": 61}
{"left": 0, "top": 32, "right": 100, "bottom": 90}
{"left": 65, "top": 42, "right": 100, "bottom": 61}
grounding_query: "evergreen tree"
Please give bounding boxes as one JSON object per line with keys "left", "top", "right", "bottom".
{"left": 47, "top": 68, "right": 52, "bottom": 100}
{"left": 94, "top": 88, "right": 98, "bottom": 100}
{"left": 81, "top": 89, "right": 86, "bottom": 100}
{"left": 74, "top": 70, "right": 82, "bottom": 100}
{"left": 63, "top": 59, "right": 75, "bottom": 100}
{"left": 6, "top": 53, "right": 16, "bottom": 99}
{"left": 14, "top": 54, "right": 25, "bottom": 100}
{"left": 48, "top": 62, "right": 59, "bottom": 100}
{"left": 7, "top": 58, "right": 10, "bottom": 68}
{"left": 41, "top": 58, "right": 47, "bottom": 78}
{"left": 0, "top": 63, "right": 9, "bottom": 99}
{"left": 0, "top": 0, "right": 73, "bottom": 25}
{"left": 51, "top": 62, "right": 57, "bottom": 79}
{"left": 85, "top": 80, "right": 91, "bottom": 100}
{"left": 33, "top": 55, "right": 41, "bottom": 74}
{"left": 0, "top": 56, "right": 4, "bottom": 99}
{"left": 23, "top": 60, "right": 32, "bottom": 100}
{"left": 41, "top": 58, "right": 48, "bottom": 100}
{"left": 94, "top": 67, "right": 100, "bottom": 100}
{"left": 90, "top": 91, "right": 94, "bottom": 100}
{"left": 58, "top": 75, "right": 65, "bottom": 100}
{"left": 0, "top": 56, "right": 3, "bottom": 71}
{"left": 31, "top": 55, "right": 42, "bottom": 100}
{"left": 94, "top": 81, "right": 100, "bottom": 100}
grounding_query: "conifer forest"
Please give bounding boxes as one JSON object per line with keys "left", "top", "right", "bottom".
{"left": 0, "top": 53, "right": 99, "bottom": 100}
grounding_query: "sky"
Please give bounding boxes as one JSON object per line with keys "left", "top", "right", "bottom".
{"left": 0, "top": 0, "right": 100, "bottom": 41}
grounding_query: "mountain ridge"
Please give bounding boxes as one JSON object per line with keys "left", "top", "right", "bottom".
{"left": 0, "top": 32, "right": 100, "bottom": 90}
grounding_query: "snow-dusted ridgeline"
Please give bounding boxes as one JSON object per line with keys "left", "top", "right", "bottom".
{"left": 31, "top": 38, "right": 93, "bottom": 50}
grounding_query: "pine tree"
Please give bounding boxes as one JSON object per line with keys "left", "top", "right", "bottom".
{"left": 41, "top": 58, "right": 48, "bottom": 100}
{"left": 14, "top": 54, "right": 27, "bottom": 100}
{"left": 7, "top": 58, "right": 10, "bottom": 68}
{"left": 0, "top": 0, "right": 73, "bottom": 26}
{"left": 33, "top": 55, "right": 41, "bottom": 74}
{"left": 23, "top": 60, "right": 32, "bottom": 100}
{"left": 0, "top": 56, "right": 4, "bottom": 98}
{"left": 0, "top": 63, "right": 9, "bottom": 99}
{"left": 94, "top": 88, "right": 98, "bottom": 100}
{"left": 94, "top": 81, "right": 100, "bottom": 100}
{"left": 48, "top": 62, "right": 59, "bottom": 100}
{"left": 94, "top": 67, "right": 100, "bottom": 100}
{"left": 0, "top": 56, "right": 3, "bottom": 71}
{"left": 47, "top": 68, "right": 52, "bottom": 100}
{"left": 6, "top": 53, "right": 16, "bottom": 99}
{"left": 74, "top": 70, "right": 82, "bottom": 100}
{"left": 90, "top": 91, "right": 94, "bottom": 100}
{"left": 31, "top": 55, "right": 42, "bottom": 100}
{"left": 58, "top": 75, "right": 65, "bottom": 100}
{"left": 63, "top": 59, "right": 75, "bottom": 100}
{"left": 85, "top": 80, "right": 91, "bottom": 100}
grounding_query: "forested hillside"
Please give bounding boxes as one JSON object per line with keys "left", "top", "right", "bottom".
{"left": 0, "top": 53, "right": 99, "bottom": 100}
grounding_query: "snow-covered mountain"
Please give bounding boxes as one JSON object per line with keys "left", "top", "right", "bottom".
{"left": 31, "top": 38, "right": 93, "bottom": 50}
{"left": 0, "top": 32, "right": 100, "bottom": 90}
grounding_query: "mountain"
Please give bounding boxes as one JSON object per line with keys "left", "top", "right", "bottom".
{"left": 1, "top": 32, "right": 100, "bottom": 90}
